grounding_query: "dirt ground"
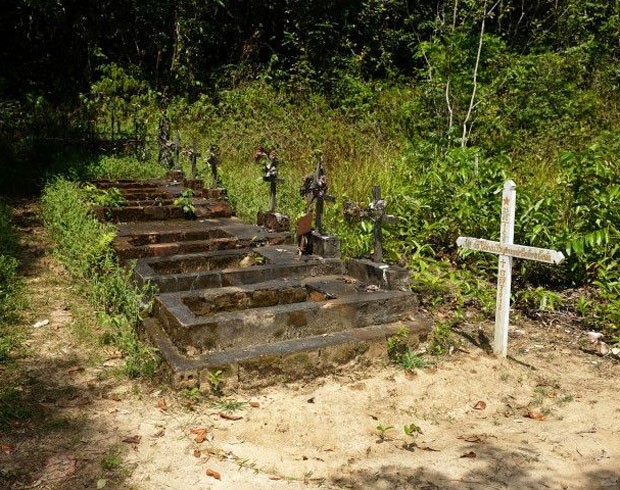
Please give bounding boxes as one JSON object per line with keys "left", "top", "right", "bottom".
{"left": 1, "top": 203, "right": 619, "bottom": 490}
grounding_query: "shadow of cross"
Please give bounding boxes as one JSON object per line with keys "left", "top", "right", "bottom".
{"left": 456, "top": 180, "right": 565, "bottom": 357}
{"left": 344, "top": 185, "right": 399, "bottom": 263}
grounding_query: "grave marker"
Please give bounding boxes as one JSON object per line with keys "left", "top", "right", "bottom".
{"left": 299, "top": 153, "right": 335, "bottom": 235}
{"left": 254, "top": 146, "right": 289, "bottom": 232}
{"left": 456, "top": 180, "right": 564, "bottom": 357}
{"left": 344, "top": 185, "right": 399, "bottom": 263}
{"left": 157, "top": 115, "right": 173, "bottom": 167}
{"left": 186, "top": 141, "right": 200, "bottom": 179}
{"left": 206, "top": 145, "right": 220, "bottom": 189}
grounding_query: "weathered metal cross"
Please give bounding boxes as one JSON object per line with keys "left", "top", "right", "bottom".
{"left": 255, "top": 146, "right": 283, "bottom": 212}
{"left": 456, "top": 180, "right": 565, "bottom": 357}
{"left": 206, "top": 145, "right": 220, "bottom": 189}
{"left": 186, "top": 141, "right": 201, "bottom": 179}
{"left": 299, "top": 154, "right": 335, "bottom": 235}
{"left": 344, "top": 185, "right": 399, "bottom": 263}
{"left": 172, "top": 133, "right": 181, "bottom": 168}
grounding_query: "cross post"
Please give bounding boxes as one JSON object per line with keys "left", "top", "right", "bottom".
{"left": 255, "top": 146, "right": 283, "bottom": 213}
{"left": 173, "top": 133, "right": 180, "bottom": 168}
{"left": 344, "top": 185, "right": 399, "bottom": 263}
{"left": 300, "top": 155, "right": 335, "bottom": 235}
{"left": 189, "top": 140, "right": 200, "bottom": 179}
{"left": 456, "top": 180, "right": 565, "bottom": 357}
{"left": 207, "top": 145, "right": 220, "bottom": 189}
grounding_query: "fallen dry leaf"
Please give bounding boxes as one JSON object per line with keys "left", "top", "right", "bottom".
{"left": 157, "top": 398, "right": 168, "bottom": 411}
{"left": 417, "top": 445, "right": 440, "bottom": 452}
{"left": 206, "top": 468, "right": 221, "bottom": 480}
{"left": 122, "top": 435, "right": 142, "bottom": 444}
{"left": 460, "top": 451, "right": 477, "bottom": 458}
{"left": 57, "top": 396, "right": 90, "bottom": 408}
{"left": 193, "top": 449, "right": 201, "bottom": 458}
{"left": 458, "top": 435, "right": 485, "bottom": 443}
{"left": 0, "top": 444, "right": 15, "bottom": 454}
{"left": 219, "top": 412, "right": 243, "bottom": 421}
{"left": 525, "top": 410, "right": 545, "bottom": 421}
{"left": 191, "top": 428, "right": 209, "bottom": 443}
{"left": 473, "top": 400, "right": 487, "bottom": 411}
{"left": 249, "top": 401, "right": 260, "bottom": 408}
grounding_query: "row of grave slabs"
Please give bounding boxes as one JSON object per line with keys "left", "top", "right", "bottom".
{"left": 92, "top": 168, "right": 430, "bottom": 390}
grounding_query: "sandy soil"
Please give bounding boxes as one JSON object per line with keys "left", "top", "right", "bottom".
{"left": 2, "top": 203, "right": 619, "bottom": 490}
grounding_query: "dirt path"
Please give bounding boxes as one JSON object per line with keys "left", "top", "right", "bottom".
{"left": 2, "top": 202, "right": 619, "bottom": 490}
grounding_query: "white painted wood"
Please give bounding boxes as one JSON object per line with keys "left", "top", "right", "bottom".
{"left": 456, "top": 180, "right": 565, "bottom": 357}
{"left": 455, "top": 237, "right": 565, "bottom": 264}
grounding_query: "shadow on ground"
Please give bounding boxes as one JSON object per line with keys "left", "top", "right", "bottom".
{"left": 331, "top": 445, "right": 620, "bottom": 490}
{"left": 0, "top": 201, "right": 139, "bottom": 490}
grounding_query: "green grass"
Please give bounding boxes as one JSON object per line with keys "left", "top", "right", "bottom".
{"left": 0, "top": 201, "right": 24, "bottom": 361}
{"left": 41, "top": 179, "right": 158, "bottom": 378}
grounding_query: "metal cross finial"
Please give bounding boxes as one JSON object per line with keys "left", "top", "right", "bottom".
{"left": 255, "top": 145, "right": 282, "bottom": 213}
{"left": 186, "top": 140, "right": 201, "bottom": 179}
{"left": 157, "top": 115, "right": 172, "bottom": 167}
{"left": 206, "top": 145, "right": 220, "bottom": 189}
{"left": 344, "top": 185, "right": 398, "bottom": 263}
{"left": 173, "top": 133, "right": 180, "bottom": 168}
{"left": 299, "top": 152, "right": 335, "bottom": 235}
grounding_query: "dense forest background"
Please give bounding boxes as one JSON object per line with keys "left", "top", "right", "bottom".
{"left": 1, "top": 0, "right": 620, "bottom": 339}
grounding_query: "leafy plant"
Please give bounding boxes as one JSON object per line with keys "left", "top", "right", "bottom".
{"left": 215, "top": 399, "right": 247, "bottom": 412}
{"left": 174, "top": 189, "right": 196, "bottom": 218}
{"left": 207, "top": 369, "right": 224, "bottom": 395}
{"left": 83, "top": 184, "right": 126, "bottom": 207}
{"left": 403, "top": 423, "right": 423, "bottom": 437}
{"left": 429, "top": 321, "right": 456, "bottom": 355}
{"left": 375, "top": 424, "right": 394, "bottom": 441}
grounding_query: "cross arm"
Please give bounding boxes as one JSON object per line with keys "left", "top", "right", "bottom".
{"left": 456, "top": 236, "right": 565, "bottom": 265}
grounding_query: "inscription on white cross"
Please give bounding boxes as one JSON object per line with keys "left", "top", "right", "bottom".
{"left": 456, "top": 180, "right": 565, "bottom": 357}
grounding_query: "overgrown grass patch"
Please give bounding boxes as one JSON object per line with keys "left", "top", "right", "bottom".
{"left": 41, "top": 179, "right": 158, "bottom": 377}
{"left": 0, "top": 201, "right": 24, "bottom": 361}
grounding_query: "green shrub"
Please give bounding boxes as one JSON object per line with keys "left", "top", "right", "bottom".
{"left": 0, "top": 201, "right": 23, "bottom": 361}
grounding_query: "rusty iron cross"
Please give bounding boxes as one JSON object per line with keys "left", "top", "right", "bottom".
{"left": 299, "top": 153, "right": 335, "bottom": 235}
{"left": 255, "top": 146, "right": 283, "bottom": 213}
{"left": 184, "top": 141, "right": 201, "bottom": 179}
{"left": 206, "top": 145, "right": 220, "bottom": 189}
{"left": 344, "top": 185, "right": 398, "bottom": 263}
{"left": 456, "top": 180, "right": 565, "bottom": 357}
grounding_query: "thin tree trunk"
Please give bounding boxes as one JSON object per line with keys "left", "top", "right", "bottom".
{"left": 446, "top": 79, "right": 454, "bottom": 135}
{"left": 461, "top": 1, "right": 487, "bottom": 148}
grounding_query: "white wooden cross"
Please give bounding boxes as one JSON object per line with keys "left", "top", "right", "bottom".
{"left": 456, "top": 180, "right": 565, "bottom": 357}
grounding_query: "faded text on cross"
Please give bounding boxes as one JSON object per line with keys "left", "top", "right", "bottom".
{"left": 456, "top": 180, "right": 565, "bottom": 357}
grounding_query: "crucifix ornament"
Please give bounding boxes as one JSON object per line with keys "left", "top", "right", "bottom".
{"left": 299, "top": 153, "right": 335, "bottom": 236}
{"left": 344, "top": 185, "right": 399, "bottom": 263}
{"left": 185, "top": 141, "right": 200, "bottom": 179}
{"left": 255, "top": 145, "right": 282, "bottom": 213}
{"left": 206, "top": 145, "right": 220, "bottom": 189}
{"left": 456, "top": 180, "right": 565, "bottom": 357}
